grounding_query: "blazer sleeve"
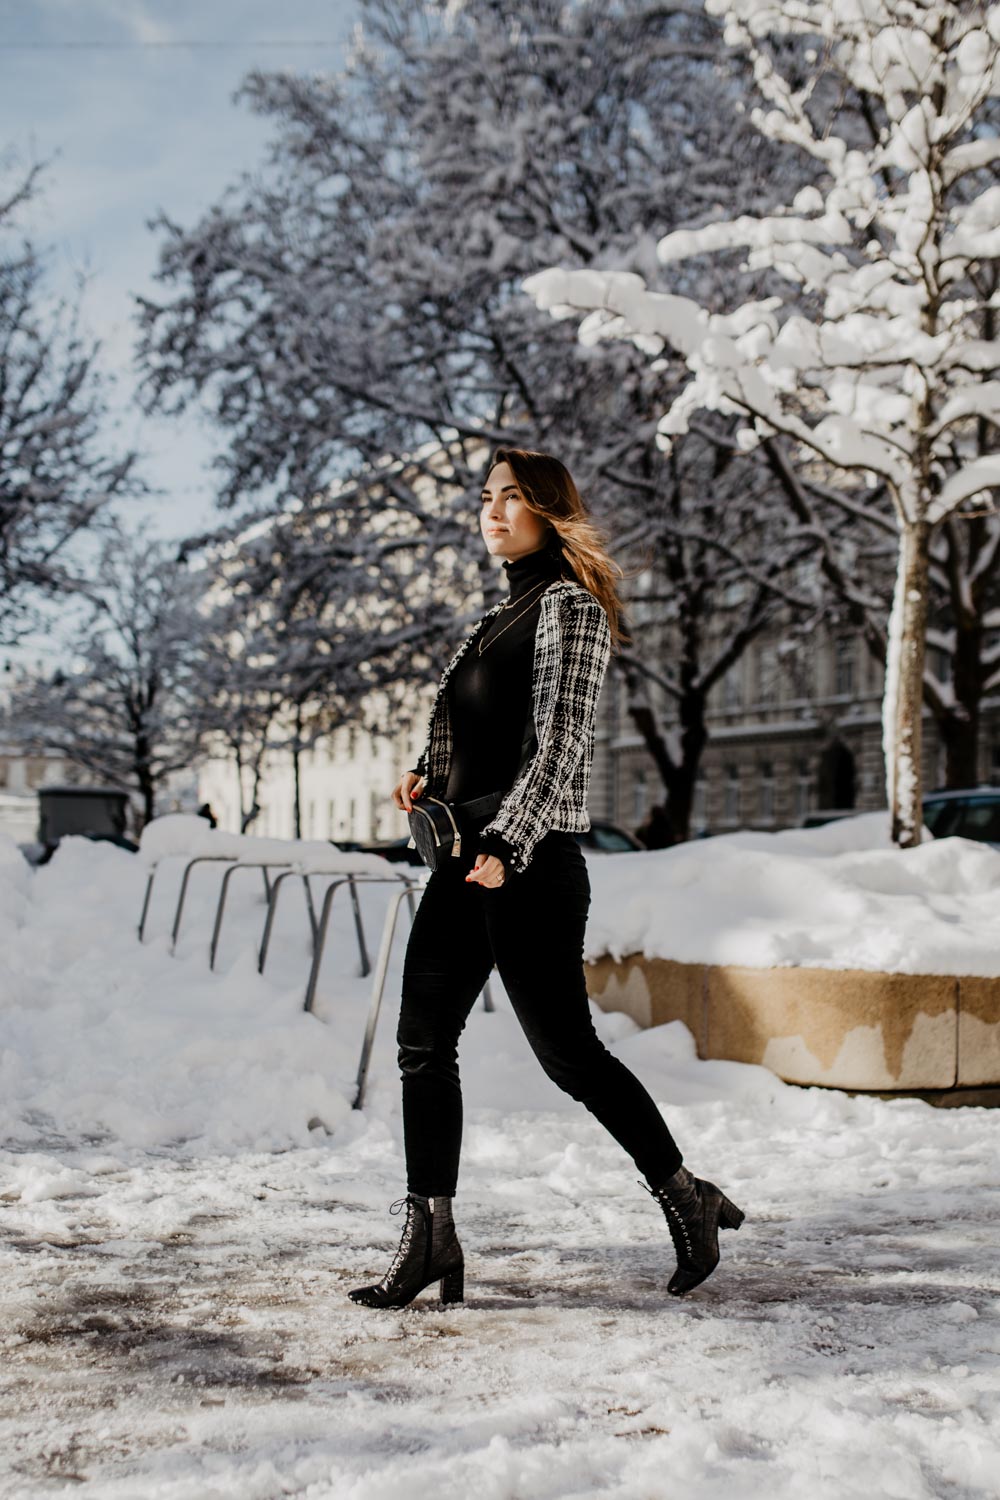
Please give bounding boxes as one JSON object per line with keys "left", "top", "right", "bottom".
{"left": 475, "top": 589, "right": 611, "bottom": 875}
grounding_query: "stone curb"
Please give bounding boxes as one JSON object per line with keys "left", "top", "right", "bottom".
{"left": 585, "top": 954, "right": 1000, "bottom": 1090}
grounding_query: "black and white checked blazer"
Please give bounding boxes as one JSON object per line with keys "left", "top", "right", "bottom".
{"left": 409, "top": 578, "right": 612, "bottom": 874}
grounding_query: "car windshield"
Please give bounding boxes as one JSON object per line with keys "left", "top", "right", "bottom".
{"left": 924, "top": 796, "right": 1000, "bottom": 842}
{"left": 591, "top": 826, "right": 635, "bottom": 852}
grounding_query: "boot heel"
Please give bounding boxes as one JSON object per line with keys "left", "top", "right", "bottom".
{"left": 440, "top": 1264, "right": 464, "bottom": 1304}
{"left": 719, "top": 1196, "right": 745, "bottom": 1231}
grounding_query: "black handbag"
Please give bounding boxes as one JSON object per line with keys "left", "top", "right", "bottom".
{"left": 407, "top": 715, "right": 537, "bottom": 871}
{"left": 406, "top": 788, "right": 504, "bottom": 871}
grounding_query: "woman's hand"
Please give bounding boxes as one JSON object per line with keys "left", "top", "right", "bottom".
{"left": 465, "top": 853, "right": 506, "bottom": 889}
{"left": 393, "top": 771, "right": 425, "bottom": 812}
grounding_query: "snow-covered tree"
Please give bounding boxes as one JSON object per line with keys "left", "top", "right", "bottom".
{"left": 136, "top": 0, "right": 829, "bottom": 836}
{"left": 0, "top": 159, "right": 143, "bottom": 643}
{"left": 525, "top": 0, "right": 1000, "bottom": 846}
{"left": 192, "top": 597, "right": 284, "bottom": 832}
{"left": 197, "top": 456, "right": 476, "bottom": 838}
{"left": 10, "top": 526, "right": 212, "bottom": 829}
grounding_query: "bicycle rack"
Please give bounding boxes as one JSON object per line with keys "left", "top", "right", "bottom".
{"left": 303, "top": 872, "right": 420, "bottom": 1014}
{"left": 208, "top": 861, "right": 294, "bottom": 971}
{"left": 258, "top": 866, "right": 370, "bottom": 978}
{"left": 168, "top": 856, "right": 241, "bottom": 953}
{"left": 139, "top": 855, "right": 234, "bottom": 944}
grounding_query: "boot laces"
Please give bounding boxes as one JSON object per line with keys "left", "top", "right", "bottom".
{"left": 640, "top": 1179, "right": 694, "bottom": 1262}
{"left": 378, "top": 1196, "right": 422, "bottom": 1289}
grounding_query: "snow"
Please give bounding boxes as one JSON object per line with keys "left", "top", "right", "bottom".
{"left": 138, "top": 814, "right": 394, "bottom": 876}
{"left": 586, "top": 812, "right": 1000, "bottom": 974}
{"left": 2, "top": 827, "right": 1000, "bottom": 1495}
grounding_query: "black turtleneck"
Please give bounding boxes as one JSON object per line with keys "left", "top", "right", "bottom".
{"left": 443, "top": 535, "right": 565, "bottom": 812}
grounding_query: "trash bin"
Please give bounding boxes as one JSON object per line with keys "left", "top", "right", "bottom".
{"left": 36, "top": 786, "right": 137, "bottom": 860}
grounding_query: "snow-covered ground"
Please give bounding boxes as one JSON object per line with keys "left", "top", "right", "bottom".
{"left": 1, "top": 828, "right": 999, "bottom": 1498}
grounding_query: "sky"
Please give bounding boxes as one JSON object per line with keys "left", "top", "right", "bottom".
{"left": 1, "top": 0, "right": 358, "bottom": 545}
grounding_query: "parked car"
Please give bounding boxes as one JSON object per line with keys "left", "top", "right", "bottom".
{"left": 336, "top": 836, "right": 426, "bottom": 867}
{"left": 573, "top": 819, "right": 646, "bottom": 853}
{"left": 800, "top": 808, "right": 863, "bottom": 830}
{"left": 800, "top": 789, "right": 1000, "bottom": 850}
{"left": 920, "top": 786, "right": 1000, "bottom": 848}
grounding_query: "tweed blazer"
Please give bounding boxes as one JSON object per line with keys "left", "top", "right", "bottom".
{"left": 408, "top": 578, "right": 612, "bottom": 875}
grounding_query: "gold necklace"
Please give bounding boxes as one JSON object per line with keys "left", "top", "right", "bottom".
{"left": 477, "top": 578, "right": 551, "bottom": 656}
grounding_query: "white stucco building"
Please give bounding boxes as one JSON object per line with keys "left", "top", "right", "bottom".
{"left": 196, "top": 689, "right": 432, "bottom": 843}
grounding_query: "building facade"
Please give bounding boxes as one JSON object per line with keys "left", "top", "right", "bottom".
{"left": 592, "top": 621, "right": 1000, "bottom": 840}
{"left": 197, "top": 690, "right": 428, "bottom": 843}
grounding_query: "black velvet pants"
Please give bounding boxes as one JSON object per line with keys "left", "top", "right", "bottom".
{"left": 396, "top": 810, "right": 684, "bottom": 1197}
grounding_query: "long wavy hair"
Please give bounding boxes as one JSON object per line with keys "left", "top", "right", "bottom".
{"left": 485, "top": 447, "right": 631, "bottom": 652}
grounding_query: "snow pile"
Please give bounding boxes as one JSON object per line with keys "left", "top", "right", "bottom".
{"left": 139, "top": 812, "right": 393, "bottom": 874}
{"left": 0, "top": 832, "right": 353, "bottom": 1153}
{"left": 0, "top": 826, "right": 781, "bottom": 1159}
{"left": 585, "top": 812, "right": 1000, "bottom": 975}
{"left": 3, "top": 809, "right": 998, "bottom": 1160}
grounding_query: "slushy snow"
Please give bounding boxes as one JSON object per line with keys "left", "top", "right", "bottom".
{"left": 1, "top": 822, "right": 999, "bottom": 1498}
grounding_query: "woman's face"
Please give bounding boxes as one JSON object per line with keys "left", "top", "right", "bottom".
{"left": 480, "top": 462, "right": 550, "bottom": 564}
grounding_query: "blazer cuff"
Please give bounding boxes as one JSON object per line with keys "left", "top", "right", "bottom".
{"left": 475, "top": 832, "right": 518, "bottom": 872}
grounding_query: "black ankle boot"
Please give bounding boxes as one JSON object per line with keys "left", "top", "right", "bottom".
{"left": 348, "top": 1193, "right": 464, "bottom": 1309}
{"left": 641, "top": 1166, "right": 745, "bottom": 1296}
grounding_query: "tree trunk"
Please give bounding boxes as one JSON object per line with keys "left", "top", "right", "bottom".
{"left": 625, "top": 688, "right": 708, "bottom": 844}
{"left": 234, "top": 746, "right": 246, "bottom": 827}
{"left": 292, "top": 703, "right": 304, "bottom": 840}
{"left": 883, "top": 522, "right": 931, "bottom": 847}
{"left": 135, "top": 729, "right": 156, "bottom": 832}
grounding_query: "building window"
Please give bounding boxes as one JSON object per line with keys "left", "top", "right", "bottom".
{"left": 616, "top": 676, "right": 628, "bottom": 733}
{"left": 757, "top": 647, "right": 779, "bottom": 706}
{"left": 349, "top": 795, "right": 357, "bottom": 836}
{"left": 834, "top": 638, "right": 855, "bottom": 697}
{"left": 928, "top": 644, "right": 949, "bottom": 683}
{"left": 634, "top": 768, "right": 648, "bottom": 823}
{"left": 370, "top": 788, "right": 381, "bottom": 839}
{"left": 991, "top": 743, "right": 1000, "bottom": 787}
{"left": 724, "top": 765, "right": 740, "bottom": 823}
{"left": 723, "top": 667, "right": 742, "bottom": 712}
{"left": 759, "top": 761, "right": 775, "bottom": 823}
{"left": 692, "top": 776, "right": 707, "bottom": 834}
{"left": 795, "top": 759, "right": 812, "bottom": 821}
{"left": 307, "top": 799, "right": 316, "bottom": 837}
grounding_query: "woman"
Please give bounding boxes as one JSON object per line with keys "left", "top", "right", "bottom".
{"left": 349, "top": 448, "right": 744, "bottom": 1310}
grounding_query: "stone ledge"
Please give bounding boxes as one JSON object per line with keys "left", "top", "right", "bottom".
{"left": 585, "top": 954, "right": 1000, "bottom": 1091}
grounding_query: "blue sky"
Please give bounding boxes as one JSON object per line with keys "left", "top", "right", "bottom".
{"left": 1, "top": 0, "right": 357, "bottom": 544}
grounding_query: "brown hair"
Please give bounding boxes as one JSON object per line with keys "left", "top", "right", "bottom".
{"left": 485, "top": 446, "right": 631, "bottom": 651}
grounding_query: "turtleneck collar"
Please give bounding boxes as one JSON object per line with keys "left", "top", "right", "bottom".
{"left": 502, "top": 535, "right": 565, "bottom": 601}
